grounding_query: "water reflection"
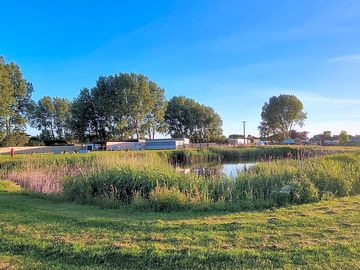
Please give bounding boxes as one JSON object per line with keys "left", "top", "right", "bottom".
{"left": 174, "top": 161, "right": 257, "bottom": 177}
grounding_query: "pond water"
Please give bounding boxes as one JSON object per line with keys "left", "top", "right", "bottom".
{"left": 174, "top": 161, "right": 257, "bottom": 177}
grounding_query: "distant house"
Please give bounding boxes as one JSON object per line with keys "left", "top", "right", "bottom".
{"left": 324, "top": 139, "right": 339, "bottom": 145}
{"left": 283, "top": 138, "right": 296, "bottom": 145}
{"left": 85, "top": 140, "right": 146, "bottom": 151}
{"left": 350, "top": 135, "right": 360, "bottom": 144}
{"left": 228, "top": 138, "right": 251, "bottom": 145}
{"left": 247, "top": 136, "right": 260, "bottom": 144}
{"left": 145, "top": 138, "right": 190, "bottom": 150}
{"left": 283, "top": 138, "right": 308, "bottom": 145}
{"left": 106, "top": 140, "right": 146, "bottom": 150}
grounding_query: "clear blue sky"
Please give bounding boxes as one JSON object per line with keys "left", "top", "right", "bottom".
{"left": 1, "top": 0, "right": 360, "bottom": 137}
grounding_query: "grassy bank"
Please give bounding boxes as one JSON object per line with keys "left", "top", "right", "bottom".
{"left": 1, "top": 147, "right": 359, "bottom": 211}
{"left": 0, "top": 181, "right": 359, "bottom": 269}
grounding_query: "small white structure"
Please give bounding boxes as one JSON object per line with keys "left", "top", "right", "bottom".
{"left": 228, "top": 138, "right": 251, "bottom": 146}
{"left": 283, "top": 139, "right": 296, "bottom": 145}
{"left": 145, "top": 138, "right": 189, "bottom": 150}
{"left": 85, "top": 142, "right": 104, "bottom": 151}
{"left": 106, "top": 140, "right": 146, "bottom": 151}
{"left": 324, "top": 139, "right": 339, "bottom": 145}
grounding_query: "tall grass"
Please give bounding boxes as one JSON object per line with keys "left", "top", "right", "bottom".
{"left": 231, "top": 152, "right": 360, "bottom": 207}
{"left": 165, "top": 146, "right": 343, "bottom": 165}
{"left": 0, "top": 151, "right": 165, "bottom": 193}
{"left": 1, "top": 147, "right": 359, "bottom": 211}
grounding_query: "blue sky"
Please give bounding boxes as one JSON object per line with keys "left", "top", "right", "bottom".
{"left": 1, "top": 0, "right": 360, "bottom": 137}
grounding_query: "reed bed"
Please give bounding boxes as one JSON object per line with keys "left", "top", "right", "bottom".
{"left": 0, "top": 147, "right": 359, "bottom": 211}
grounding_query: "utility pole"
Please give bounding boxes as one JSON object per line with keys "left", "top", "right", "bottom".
{"left": 242, "top": 121, "right": 246, "bottom": 144}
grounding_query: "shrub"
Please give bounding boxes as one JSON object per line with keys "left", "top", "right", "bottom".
{"left": 290, "top": 176, "right": 319, "bottom": 203}
{"left": 148, "top": 186, "right": 189, "bottom": 212}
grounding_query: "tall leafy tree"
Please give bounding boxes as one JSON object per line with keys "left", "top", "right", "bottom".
{"left": 339, "top": 130, "right": 349, "bottom": 144}
{"left": 69, "top": 88, "right": 98, "bottom": 142}
{"left": 30, "top": 96, "right": 56, "bottom": 140}
{"left": 0, "top": 56, "right": 33, "bottom": 146}
{"left": 70, "top": 73, "right": 167, "bottom": 141}
{"left": 258, "top": 94, "right": 307, "bottom": 141}
{"left": 165, "top": 96, "right": 223, "bottom": 143}
{"left": 144, "top": 83, "right": 168, "bottom": 139}
{"left": 53, "top": 97, "right": 71, "bottom": 140}
{"left": 30, "top": 96, "right": 71, "bottom": 140}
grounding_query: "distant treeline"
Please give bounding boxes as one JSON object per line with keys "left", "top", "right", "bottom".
{"left": 0, "top": 57, "right": 223, "bottom": 146}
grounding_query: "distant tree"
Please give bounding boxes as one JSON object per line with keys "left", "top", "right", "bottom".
{"left": 30, "top": 96, "right": 71, "bottom": 140}
{"left": 53, "top": 97, "right": 71, "bottom": 140}
{"left": 165, "top": 96, "right": 223, "bottom": 142}
{"left": 289, "top": 130, "right": 309, "bottom": 140}
{"left": 322, "top": 131, "right": 332, "bottom": 139}
{"left": 0, "top": 56, "right": 33, "bottom": 146}
{"left": 258, "top": 94, "right": 307, "bottom": 141}
{"left": 1, "top": 131, "right": 29, "bottom": 146}
{"left": 144, "top": 82, "right": 168, "bottom": 139}
{"left": 339, "top": 130, "right": 349, "bottom": 144}
{"left": 26, "top": 136, "right": 44, "bottom": 146}
{"left": 70, "top": 73, "right": 167, "bottom": 141}
{"left": 120, "top": 74, "right": 166, "bottom": 139}
{"left": 30, "top": 96, "right": 56, "bottom": 140}
{"left": 69, "top": 88, "right": 98, "bottom": 142}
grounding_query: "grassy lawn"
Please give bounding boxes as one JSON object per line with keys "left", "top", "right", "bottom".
{"left": 0, "top": 181, "right": 359, "bottom": 269}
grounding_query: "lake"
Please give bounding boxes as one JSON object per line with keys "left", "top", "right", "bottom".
{"left": 174, "top": 161, "right": 257, "bottom": 177}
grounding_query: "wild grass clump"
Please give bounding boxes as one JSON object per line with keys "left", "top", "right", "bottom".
{"left": 62, "top": 166, "right": 204, "bottom": 208}
{"left": 232, "top": 152, "right": 360, "bottom": 207}
{"left": 0, "top": 151, "right": 166, "bottom": 193}
{"left": 166, "top": 146, "right": 340, "bottom": 165}
{"left": 1, "top": 148, "right": 359, "bottom": 211}
{"left": 148, "top": 186, "right": 189, "bottom": 211}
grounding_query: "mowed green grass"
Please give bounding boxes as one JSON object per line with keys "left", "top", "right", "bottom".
{"left": 0, "top": 181, "right": 359, "bottom": 269}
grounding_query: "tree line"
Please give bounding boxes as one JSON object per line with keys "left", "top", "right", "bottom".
{"left": 6, "top": 56, "right": 351, "bottom": 147}
{"left": 0, "top": 57, "right": 223, "bottom": 146}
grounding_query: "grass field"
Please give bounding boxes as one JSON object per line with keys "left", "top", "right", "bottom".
{"left": 0, "top": 180, "right": 359, "bottom": 269}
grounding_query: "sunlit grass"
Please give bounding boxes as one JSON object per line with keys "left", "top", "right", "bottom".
{"left": 0, "top": 181, "right": 359, "bottom": 269}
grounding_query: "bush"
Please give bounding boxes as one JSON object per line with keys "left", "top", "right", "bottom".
{"left": 148, "top": 186, "right": 189, "bottom": 212}
{"left": 290, "top": 174, "right": 319, "bottom": 203}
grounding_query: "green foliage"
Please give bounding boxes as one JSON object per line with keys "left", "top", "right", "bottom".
{"left": 30, "top": 96, "right": 71, "bottom": 141}
{"left": 0, "top": 131, "right": 29, "bottom": 146}
{"left": 259, "top": 94, "right": 307, "bottom": 141}
{"left": 148, "top": 186, "right": 189, "bottom": 211}
{"left": 0, "top": 56, "right": 33, "bottom": 145}
{"left": 1, "top": 148, "right": 360, "bottom": 212}
{"left": 339, "top": 130, "right": 349, "bottom": 144}
{"left": 69, "top": 73, "right": 167, "bottom": 141}
{"left": 0, "top": 181, "right": 360, "bottom": 269}
{"left": 26, "top": 136, "right": 45, "bottom": 146}
{"left": 62, "top": 166, "right": 201, "bottom": 206}
{"left": 165, "top": 96, "right": 223, "bottom": 143}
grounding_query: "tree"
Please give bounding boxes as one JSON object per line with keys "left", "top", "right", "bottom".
{"left": 165, "top": 96, "right": 223, "bottom": 142}
{"left": 144, "top": 82, "right": 168, "bottom": 139}
{"left": 69, "top": 88, "right": 98, "bottom": 142}
{"left": 30, "top": 96, "right": 71, "bottom": 141}
{"left": 258, "top": 94, "right": 307, "bottom": 141}
{"left": 30, "top": 96, "right": 56, "bottom": 140}
{"left": 0, "top": 56, "right": 33, "bottom": 146}
{"left": 339, "top": 130, "right": 349, "bottom": 144}
{"left": 289, "top": 130, "right": 309, "bottom": 140}
{"left": 53, "top": 97, "right": 71, "bottom": 140}
{"left": 120, "top": 74, "right": 164, "bottom": 139}
{"left": 322, "top": 131, "right": 332, "bottom": 139}
{"left": 70, "top": 73, "right": 167, "bottom": 141}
